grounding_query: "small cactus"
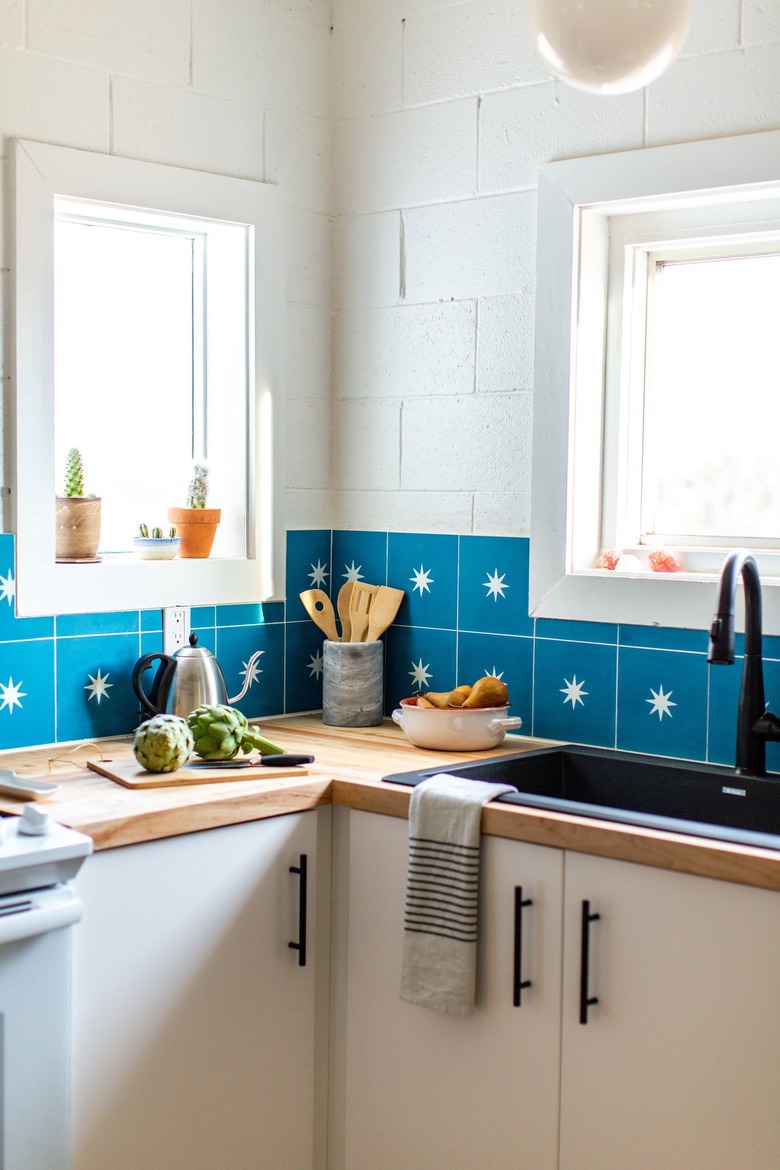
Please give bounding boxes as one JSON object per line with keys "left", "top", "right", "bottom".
{"left": 186, "top": 463, "right": 208, "bottom": 509}
{"left": 152, "top": 526, "right": 163, "bottom": 539}
{"left": 169, "top": 526, "right": 177, "bottom": 538}
{"left": 139, "top": 523, "right": 149, "bottom": 538}
{"left": 64, "top": 448, "right": 85, "bottom": 498}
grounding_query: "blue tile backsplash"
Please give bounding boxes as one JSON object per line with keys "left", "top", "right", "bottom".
{"left": 0, "top": 528, "right": 774, "bottom": 773}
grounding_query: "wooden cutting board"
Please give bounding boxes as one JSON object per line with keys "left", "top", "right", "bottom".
{"left": 87, "top": 757, "right": 310, "bottom": 789}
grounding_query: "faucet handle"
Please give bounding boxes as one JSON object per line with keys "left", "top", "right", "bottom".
{"left": 753, "top": 711, "right": 780, "bottom": 742}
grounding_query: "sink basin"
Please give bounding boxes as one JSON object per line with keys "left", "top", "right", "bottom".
{"left": 383, "top": 745, "right": 780, "bottom": 850}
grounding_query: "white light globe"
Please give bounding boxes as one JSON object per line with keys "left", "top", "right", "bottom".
{"left": 529, "top": 0, "right": 693, "bottom": 95}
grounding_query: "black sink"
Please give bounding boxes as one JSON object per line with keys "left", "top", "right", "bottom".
{"left": 383, "top": 745, "right": 780, "bottom": 850}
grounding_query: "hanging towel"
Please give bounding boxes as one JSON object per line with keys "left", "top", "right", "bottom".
{"left": 399, "top": 773, "right": 514, "bottom": 1016}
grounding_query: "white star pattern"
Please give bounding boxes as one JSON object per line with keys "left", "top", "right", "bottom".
{"left": 410, "top": 565, "right": 434, "bottom": 595}
{"left": 484, "top": 568, "right": 509, "bottom": 601}
{"left": 343, "top": 562, "right": 364, "bottom": 583}
{"left": 647, "top": 684, "right": 677, "bottom": 721}
{"left": 485, "top": 667, "right": 505, "bottom": 679}
{"left": 85, "top": 669, "right": 113, "bottom": 704}
{"left": 561, "top": 675, "right": 588, "bottom": 709}
{"left": 308, "top": 650, "right": 324, "bottom": 679}
{"left": 240, "top": 653, "right": 264, "bottom": 688}
{"left": 308, "top": 560, "right": 328, "bottom": 588}
{"left": 0, "top": 677, "right": 25, "bottom": 714}
{"left": 409, "top": 658, "right": 433, "bottom": 690}
{"left": 0, "top": 569, "right": 15, "bottom": 607}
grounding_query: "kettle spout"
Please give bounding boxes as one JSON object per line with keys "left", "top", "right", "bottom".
{"left": 228, "top": 650, "right": 264, "bottom": 705}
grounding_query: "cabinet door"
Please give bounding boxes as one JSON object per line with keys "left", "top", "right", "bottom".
{"left": 72, "top": 811, "right": 326, "bottom": 1170}
{"left": 336, "top": 810, "right": 563, "bottom": 1170}
{"left": 560, "top": 851, "right": 780, "bottom": 1170}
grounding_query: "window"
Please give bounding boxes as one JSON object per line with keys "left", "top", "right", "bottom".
{"left": 531, "top": 128, "right": 780, "bottom": 633}
{"left": 14, "top": 140, "right": 285, "bottom": 617}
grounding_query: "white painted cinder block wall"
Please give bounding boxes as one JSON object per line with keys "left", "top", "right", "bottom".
{"left": 1, "top": 1, "right": 780, "bottom": 543}
{"left": 329, "top": 0, "right": 780, "bottom": 538}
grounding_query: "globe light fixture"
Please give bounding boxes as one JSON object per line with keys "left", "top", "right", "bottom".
{"left": 529, "top": 0, "right": 693, "bottom": 95}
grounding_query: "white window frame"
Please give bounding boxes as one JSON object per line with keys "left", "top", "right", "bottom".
{"left": 531, "top": 128, "right": 780, "bottom": 634}
{"left": 14, "top": 139, "right": 285, "bottom": 617}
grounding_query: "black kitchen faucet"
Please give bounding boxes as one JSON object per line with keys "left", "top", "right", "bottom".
{"left": 708, "top": 548, "right": 780, "bottom": 776}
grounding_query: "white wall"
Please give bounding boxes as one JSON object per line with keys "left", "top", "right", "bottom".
{"left": 330, "top": 0, "right": 780, "bottom": 537}
{"left": 0, "top": 0, "right": 332, "bottom": 532}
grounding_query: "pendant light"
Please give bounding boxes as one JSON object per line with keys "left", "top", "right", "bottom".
{"left": 529, "top": 0, "right": 693, "bottom": 95}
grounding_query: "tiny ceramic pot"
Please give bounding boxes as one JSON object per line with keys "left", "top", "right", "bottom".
{"left": 392, "top": 696, "right": 522, "bottom": 752}
{"left": 133, "top": 537, "right": 181, "bottom": 561}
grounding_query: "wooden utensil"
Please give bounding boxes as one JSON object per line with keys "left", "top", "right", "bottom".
{"left": 365, "top": 586, "right": 405, "bottom": 641}
{"left": 348, "top": 582, "right": 377, "bottom": 642}
{"left": 299, "top": 589, "right": 340, "bottom": 642}
{"left": 337, "top": 580, "right": 356, "bottom": 642}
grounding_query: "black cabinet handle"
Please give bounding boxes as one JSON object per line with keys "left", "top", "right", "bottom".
{"left": 513, "top": 886, "right": 533, "bottom": 1007}
{"left": 289, "top": 853, "right": 307, "bottom": 968}
{"left": 579, "top": 899, "right": 600, "bottom": 1024}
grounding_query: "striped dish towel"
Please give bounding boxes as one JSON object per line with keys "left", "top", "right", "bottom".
{"left": 399, "top": 773, "right": 514, "bottom": 1016}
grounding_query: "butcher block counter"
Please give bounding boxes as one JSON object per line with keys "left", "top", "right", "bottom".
{"left": 1, "top": 714, "right": 780, "bottom": 891}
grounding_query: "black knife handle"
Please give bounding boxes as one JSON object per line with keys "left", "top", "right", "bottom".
{"left": 261, "top": 754, "right": 315, "bottom": 767}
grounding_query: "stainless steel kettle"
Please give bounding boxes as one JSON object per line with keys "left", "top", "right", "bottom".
{"left": 132, "top": 634, "right": 260, "bottom": 718}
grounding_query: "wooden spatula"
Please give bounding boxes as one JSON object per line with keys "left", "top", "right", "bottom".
{"left": 365, "top": 586, "right": 405, "bottom": 641}
{"left": 299, "top": 588, "right": 340, "bottom": 642}
{"left": 337, "top": 580, "right": 356, "bottom": 642}
{"left": 348, "top": 582, "right": 377, "bottom": 642}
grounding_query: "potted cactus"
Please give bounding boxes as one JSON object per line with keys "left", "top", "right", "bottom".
{"left": 55, "top": 448, "right": 102, "bottom": 562}
{"left": 167, "top": 463, "right": 221, "bottom": 558}
{"left": 133, "top": 523, "right": 181, "bottom": 560}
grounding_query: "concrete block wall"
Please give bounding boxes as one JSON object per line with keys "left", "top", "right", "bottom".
{"left": 330, "top": 0, "right": 780, "bottom": 538}
{"left": 0, "top": 0, "right": 332, "bottom": 532}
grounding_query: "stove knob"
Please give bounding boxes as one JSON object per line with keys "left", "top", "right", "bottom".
{"left": 18, "top": 803, "right": 51, "bottom": 836}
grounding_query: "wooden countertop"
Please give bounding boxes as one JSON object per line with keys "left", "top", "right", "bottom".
{"left": 2, "top": 715, "right": 780, "bottom": 892}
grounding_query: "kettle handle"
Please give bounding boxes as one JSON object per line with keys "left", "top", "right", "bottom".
{"left": 132, "top": 653, "right": 176, "bottom": 716}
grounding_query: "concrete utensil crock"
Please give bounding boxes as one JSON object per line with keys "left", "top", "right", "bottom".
{"left": 323, "top": 640, "right": 383, "bottom": 727}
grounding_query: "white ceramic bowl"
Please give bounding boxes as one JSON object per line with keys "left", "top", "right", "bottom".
{"left": 392, "top": 696, "right": 522, "bottom": 752}
{"left": 133, "top": 537, "right": 181, "bottom": 561}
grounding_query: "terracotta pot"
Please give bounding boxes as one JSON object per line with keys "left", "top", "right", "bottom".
{"left": 55, "top": 497, "right": 102, "bottom": 562}
{"left": 167, "top": 507, "right": 221, "bottom": 559}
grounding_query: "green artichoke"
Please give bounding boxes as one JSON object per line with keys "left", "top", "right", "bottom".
{"left": 134, "top": 714, "right": 194, "bottom": 773}
{"left": 186, "top": 704, "right": 284, "bottom": 761}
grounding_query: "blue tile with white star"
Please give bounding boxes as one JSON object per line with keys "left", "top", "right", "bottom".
{"left": 384, "top": 624, "right": 457, "bottom": 714}
{"left": 0, "top": 638, "right": 55, "bottom": 749}
{"left": 286, "top": 529, "right": 332, "bottom": 619}
{"left": 215, "top": 622, "right": 284, "bottom": 719}
{"left": 533, "top": 638, "right": 617, "bottom": 747}
{"left": 458, "top": 535, "right": 533, "bottom": 637}
{"left": 0, "top": 534, "right": 54, "bottom": 640}
{"left": 457, "top": 632, "right": 533, "bottom": 729}
{"left": 286, "top": 621, "right": 326, "bottom": 714}
{"left": 387, "top": 532, "right": 458, "bottom": 631}
{"left": 56, "top": 633, "right": 141, "bottom": 741}
{"left": 616, "top": 647, "right": 708, "bottom": 761}
{"left": 331, "top": 531, "right": 387, "bottom": 598}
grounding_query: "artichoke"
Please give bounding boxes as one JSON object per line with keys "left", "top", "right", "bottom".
{"left": 134, "top": 714, "right": 194, "bottom": 773}
{"left": 186, "top": 704, "right": 284, "bottom": 761}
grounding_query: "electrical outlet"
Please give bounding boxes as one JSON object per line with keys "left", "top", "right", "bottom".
{"left": 163, "top": 606, "right": 190, "bottom": 655}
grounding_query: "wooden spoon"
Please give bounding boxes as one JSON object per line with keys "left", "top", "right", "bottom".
{"left": 337, "top": 581, "right": 356, "bottom": 642}
{"left": 365, "top": 586, "right": 405, "bottom": 641}
{"left": 299, "top": 589, "right": 340, "bottom": 642}
{"left": 348, "top": 582, "right": 377, "bottom": 642}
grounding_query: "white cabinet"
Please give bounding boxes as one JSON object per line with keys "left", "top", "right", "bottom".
{"left": 71, "top": 811, "right": 329, "bottom": 1170}
{"left": 332, "top": 809, "right": 564, "bottom": 1170}
{"left": 560, "top": 850, "right": 780, "bottom": 1170}
{"left": 335, "top": 810, "right": 780, "bottom": 1170}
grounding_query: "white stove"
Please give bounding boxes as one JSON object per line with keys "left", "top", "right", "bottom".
{"left": 0, "top": 805, "right": 92, "bottom": 1170}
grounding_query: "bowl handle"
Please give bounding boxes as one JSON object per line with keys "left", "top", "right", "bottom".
{"left": 487, "top": 716, "right": 523, "bottom": 733}
{"left": 392, "top": 708, "right": 404, "bottom": 726}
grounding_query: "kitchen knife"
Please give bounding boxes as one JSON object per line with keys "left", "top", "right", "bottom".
{"left": 185, "top": 754, "right": 315, "bottom": 768}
